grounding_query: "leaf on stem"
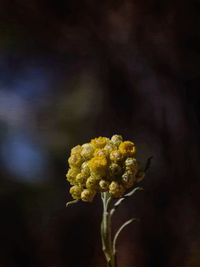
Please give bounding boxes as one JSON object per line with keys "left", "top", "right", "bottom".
{"left": 113, "top": 218, "right": 138, "bottom": 254}
{"left": 110, "top": 187, "right": 143, "bottom": 216}
{"left": 66, "top": 199, "right": 79, "bottom": 207}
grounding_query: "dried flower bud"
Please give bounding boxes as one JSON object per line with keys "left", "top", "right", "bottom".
{"left": 81, "top": 143, "right": 94, "bottom": 160}
{"left": 119, "top": 141, "right": 136, "bottom": 157}
{"left": 94, "top": 148, "right": 107, "bottom": 157}
{"left": 122, "top": 170, "right": 135, "bottom": 189}
{"left": 125, "top": 158, "right": 138, "bottom": 174}
{"left": 66, "top": 168, "right": 79, "bottom": 185}
{"left": 111, "top": 134, "right": 123, "bottom": 146}
{"left": 109, "top": 163, "right": 122, "bottom": 177}
{"left": 89, "top": 156, "right": 107, "bottom": 176}
{"left": 70, "top": 185, "right": 82, "bottom": 200}
{"left": 109, "top": 181, "right": 125, "bottom": 198}
{"left": 110, "top": 150, "right": 122, "bottom": 162}
{"left": 91, "top": 137, "right": 109, "bottom": 148}
{"left": 76, "top": 173, "right": 87, "bottom": 185}
{"left": 68, "top": 154, "right": 83, "bottom": 168}
{"left": 81, "top": 189, "right": 96, "bottom": 202}
{"left": 81, "top": 161, "right": 90, "bottom": 177}
{"left": 104, "top": 143, "right": 117, "bottom": 153}
{"left": 86, "top": 176, "right": 98, "bottom": 190}
{"left": 99, "top": 180, "right": 110, "bottom": 191}
{"left": 71, "top": 145, "right": 82, "bottom": 155}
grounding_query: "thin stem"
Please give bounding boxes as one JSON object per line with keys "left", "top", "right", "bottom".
{"left": 101, "top": 192, "right": 116, "bottom": 267}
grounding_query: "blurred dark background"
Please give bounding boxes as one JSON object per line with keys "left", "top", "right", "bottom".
{"left": 0, "top": 0, "right": 200, "bottom": 266}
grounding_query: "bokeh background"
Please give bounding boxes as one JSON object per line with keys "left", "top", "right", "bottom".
{"left": 0, "top": 1, "right": 200, "bottom": 266}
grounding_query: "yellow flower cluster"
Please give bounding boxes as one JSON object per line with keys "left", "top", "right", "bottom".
{"left": 66, "top": 135, "right": 144, "bottom": 202}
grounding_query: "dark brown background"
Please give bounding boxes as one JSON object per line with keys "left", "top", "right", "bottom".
{"left": 0, "top": 1, "right": 200, "bottom": 266}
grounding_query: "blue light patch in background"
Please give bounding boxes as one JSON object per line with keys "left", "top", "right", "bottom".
{"left": 1, "top": 132, "right": 48, "bottom": 183}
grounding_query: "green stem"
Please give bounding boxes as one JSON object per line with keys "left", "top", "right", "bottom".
{"left": 101, "top": 192, "right": 116, "bottom": 267}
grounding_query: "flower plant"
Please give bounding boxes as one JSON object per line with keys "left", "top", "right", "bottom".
{"left": 66, "top": 135, "right": 151, "bottom": 267}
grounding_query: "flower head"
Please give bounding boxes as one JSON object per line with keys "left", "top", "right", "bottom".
{"left": 66, "top": 135, "right": 144, "bottom": 202}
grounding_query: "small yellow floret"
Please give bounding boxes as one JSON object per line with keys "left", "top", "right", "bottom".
{"left": 125, "top": 158, "right": 138, "bottom": 174}
{"left": 94, "top": 148, "right": 107, "bottom": 157}
{"left": 109, "top": 163, "right": 122, "bottom": 177}
{"left": 81, "top": 143, "right": 94, "bottom": 160}
{"left": 68, "top": 154, "right": 83, "bottom": 167}
{"left": 90, "top": 171, "right": 102, "bottom": 181}
{"left": 122, "top": 170, "right": 135, "bottom": 189}
{"left": 91, "top": 137, "right": 109, "bottom": 148}
{"left": 88, "top": 156, "right": 107, "bottom": 176}
{"left": 99, "top": 180, "right": 110, "bottom": 191}
{"left": 109, "top": 181, "right": 125, "bottom": 198}
{"left": 70, "top": 185, "right": 82, "bottom": 200}
{"left": 81, "top": 189, "right": 96, "bottom": 202}
{"left": 110, "top": 150, "right": 122, "bottom": 162}
{"left": 111, "top": 134, "right": 123, "bottom": 146}
{"left": 76, "top": 173, "right": 87, "bottom": 185}
{"left": 81, "top": 161, "right": 90, "bottom": 177}
{"left": 86, "top": 176, "right": 98, "bottom": 190}
{"left": 66, "top": 168, "right": 79, "bottom": 185}
{"left": 71, "top": 145, "right": 82, "bottom": 155}
{"left": 119, "top": 141, "right": 136, "bottom": 157}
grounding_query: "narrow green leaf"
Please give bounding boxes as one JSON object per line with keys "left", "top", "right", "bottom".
{"left": 113, "top": 218, "right": 138, "bottom": 254}
{"left": 110, "top": 187, "right": 143, "bottom": 216}
{"left": 123, "top": 186, "right": 144, "bottom": 198}
{"left": 66, "top": 199, "right": 79, "bottom": 207}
